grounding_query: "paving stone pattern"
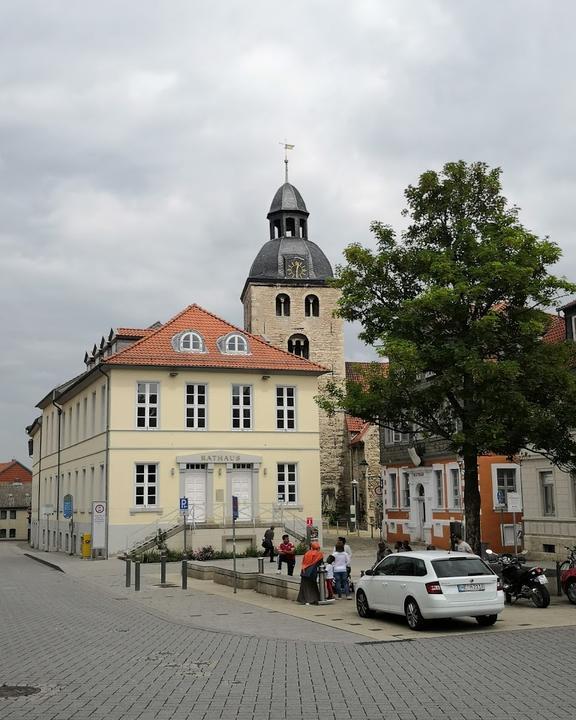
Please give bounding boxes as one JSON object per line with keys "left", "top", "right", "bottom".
{"left": 1, "top": 546, "right": 575, "bottom": 720}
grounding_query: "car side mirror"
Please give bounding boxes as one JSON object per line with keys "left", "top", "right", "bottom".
{"left": 364, "top": 569, "right": 374, "bottom": 576}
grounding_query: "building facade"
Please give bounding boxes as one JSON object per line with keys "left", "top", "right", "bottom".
{"left": 27, "top": 304, "right": 326, "bottom": 556}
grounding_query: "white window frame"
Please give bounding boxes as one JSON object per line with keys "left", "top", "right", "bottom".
{"left": 136, "top": 382, "right": 160, "bottom": 430}
{"left": 491, "top": 463, "right": 519, "bottom": 508}
{"left": 134, "top": 463, "right": 158, "bottom": 508}
{"left": 223, "top": 333, "right": 249, "bottom": 355}
{"left": 178, "top": 331, "right": 205, "bottom": 353}
{"left": 232, "top": 384, "right": 252, "bottom": 430}
{"left": 276, "top": 386, "right": 296, "bottom": 431}
{"left": 434, "top": 468, "right": 444, "bottom": 508}
{"left": 100, "top": 384, "right": 106, "bottom": 432}
{"left": 401, "top": 472, "right": 410, "bottom": 508}
{"left": 388, "top": 472, "right": 398, "bottom": 508}
{"left": 540, "top": 470, "right": 556, "bottom": 516}
{"left": 448, "top": 465, "right": 462, "bottom": 509}
{"left": 185, "top": 383, "right": 208, "bottom": 431}
{"left": 82, "top": 397, "right": 88, "bottom": 439}
{"left": 385, "top": 427, "right": 409, "bottom": 445}
{"left": 91, "top": 391, "right": 96, "bottom": 436}
{"left": 277, "top": 463, "right": 298, "bottom": 505}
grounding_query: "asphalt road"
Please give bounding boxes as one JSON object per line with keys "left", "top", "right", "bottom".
{"left": 1, "top": 543, "right": 575, "bottom": 720}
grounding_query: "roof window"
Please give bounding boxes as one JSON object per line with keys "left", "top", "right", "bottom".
{"left": 173, "top": 331, "right": 206, "bottom": 353}
{"left": 218, "top": 333, "right": 250, "bottom": 355}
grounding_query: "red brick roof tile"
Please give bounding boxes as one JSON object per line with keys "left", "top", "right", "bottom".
{"left": 0, "top": 460, "right": 32, "bottom": 484}
{"left": 105, "top": 304, "right": 328, "bottom": 374}
{"left": 543, "top": 315, "right": 566, "bottom": 344}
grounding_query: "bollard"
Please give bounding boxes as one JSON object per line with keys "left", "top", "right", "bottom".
{"left": 181, "top": 558, "right": 188, "bottom": 590}
{"left": 125, "top": 558, "right": 132, "bottom": 588}
{"left": 134, "top": 560, "right": 141, "bottom": 592}
{"left": 556, "top": 561, "right": 562, "bottom": 596}
{"left": 317, "top": 563, "right": 327, "bottom": 603}
{"left": 160, "top": 552, "right": 167, "bottom": 585}
{"left": 257, "top": 557, "right": 264, "bottom": 574}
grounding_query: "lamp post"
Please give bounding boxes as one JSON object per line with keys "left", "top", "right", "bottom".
{"left": 351, "top": 480, "right": 358, "bottom": 534}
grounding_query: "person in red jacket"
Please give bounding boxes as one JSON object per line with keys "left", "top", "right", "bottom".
{"left": 277, "top": 534, "right": 296, "bottom": 576}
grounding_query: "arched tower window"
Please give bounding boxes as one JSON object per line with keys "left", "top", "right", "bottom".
{"left": 305, "top": 294, "right": 320, "bottom": 317}
{"left": 272, "top": 219, "right": 281, "bottom": 239}
{"left": 288, "top": 334, "right": 309, "bottom": 359}
{"left": 299, "top": 219, "right": 307, "bottom": 238}
{"left": 285, "top": 217, "right": 296, "bottom": 237}
{"left": 276, "top": 294, "right": 291, "bottom": 317}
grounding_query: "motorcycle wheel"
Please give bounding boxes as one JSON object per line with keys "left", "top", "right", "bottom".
{"left": 530, "top": 585, "right": 550, "bottom": 608}
{"left": 565, "top": 579, "right": 576, "bottom": 605}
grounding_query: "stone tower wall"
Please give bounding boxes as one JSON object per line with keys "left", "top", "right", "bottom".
{"left": 243, "top": 282, "right": 348, "bottom": 498}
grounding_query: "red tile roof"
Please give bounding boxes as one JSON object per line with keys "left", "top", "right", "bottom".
{"left": 105, "top": 304, "right": 328, "bottom": 374}
{"left": 346, "top": 416, "right": 364, "bottom": 433}
{"left": 115, "top": 327, "right": 156, "bottom": 337}
{"left": 543, "top": 315, "right": 566, "bottom": 344}
{"left": 0, "top": 460, "right": 32, "bottom": 484}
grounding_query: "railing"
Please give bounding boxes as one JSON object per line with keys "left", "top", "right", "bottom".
{"left": 125, "top": 502, "right": 310, "bottom": 554}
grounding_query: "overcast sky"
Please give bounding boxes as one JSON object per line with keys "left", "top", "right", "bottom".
{"left": 2, "top": 1, "right": 576, "bottom": 464}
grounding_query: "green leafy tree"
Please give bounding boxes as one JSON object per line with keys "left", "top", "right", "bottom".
{"left": 321, "top": 161, "right": 576, "bottom": 553}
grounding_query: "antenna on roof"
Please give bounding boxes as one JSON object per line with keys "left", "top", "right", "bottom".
{"left": 279, "top": 140, "right": 295, "bottom": 183}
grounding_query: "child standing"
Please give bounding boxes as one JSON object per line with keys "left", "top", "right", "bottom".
{"left": 324, "top": 555, "right": 335, "bottom": 599}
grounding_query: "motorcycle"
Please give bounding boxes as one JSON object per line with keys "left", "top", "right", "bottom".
{"left": 485, "top": 549, "right": 550, "bottom": 608}
{"left": 559, "top": 545, "right": 576, "bottom": 605}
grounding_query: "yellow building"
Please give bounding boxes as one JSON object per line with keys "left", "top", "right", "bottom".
{"left": 27, "top": 304, "right": 327, "bottom": 556}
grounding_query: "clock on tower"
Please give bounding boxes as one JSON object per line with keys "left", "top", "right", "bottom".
{"left": 285, "top": 257, "right": 308, "bottom": 279}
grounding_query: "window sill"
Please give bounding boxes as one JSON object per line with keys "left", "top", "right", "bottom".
{"left": 130, "top": 507, "right": 163, "bottom": 515}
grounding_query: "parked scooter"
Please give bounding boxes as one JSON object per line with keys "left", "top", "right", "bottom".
{"left": 559, "top": 546, "right": 576, "bottom": 605}
{"left": 485, "top": 549, "right": 550, "bottom": 608}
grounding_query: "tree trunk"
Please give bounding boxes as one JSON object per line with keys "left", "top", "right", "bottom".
{"left": 462, "top": 443, "right": 481, "bottom": 555}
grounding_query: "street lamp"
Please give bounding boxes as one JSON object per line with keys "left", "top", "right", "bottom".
{"left": 351, "top": 480, "right": 358, "bottom": 534}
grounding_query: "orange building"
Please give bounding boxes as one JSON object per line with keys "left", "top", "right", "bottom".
{"left": 381, "top": 437, "right": 523, "bottom": 553}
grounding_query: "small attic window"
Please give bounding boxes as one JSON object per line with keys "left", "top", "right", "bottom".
{"left": 218, "top": 333, "right": 249, "bottom": 355}
{"left": 174, "top": 331, "right": 205, "bottom": 353}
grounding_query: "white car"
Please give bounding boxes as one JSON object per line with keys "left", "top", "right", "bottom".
{"left": 356, "top": 550, "right": 505, "bottom": 630}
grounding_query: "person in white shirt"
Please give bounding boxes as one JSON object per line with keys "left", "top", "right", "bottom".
{"left": 333, "top": 542, "right": 352, "bottom": 599}
{"left": 324, "top": 554, "right": 335, "bottom": 600}
{"left": 455, "top": 535, "right": 473, "bottom": 553}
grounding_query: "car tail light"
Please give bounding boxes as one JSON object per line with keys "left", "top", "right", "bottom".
{"left": 425, "top": 581, "right": 443, "bottom": 594}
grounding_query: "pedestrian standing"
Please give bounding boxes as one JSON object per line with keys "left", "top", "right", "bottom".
{"left": 333, "top": 535, "right": 352, "bottom": 579}
{"left": 297, "top": 542, "right": 324, "bottom": 605}
{"left": 324, "top": 554, "right": 335, "bottom": 600}
{"left": 277, "top": 534, "right": 296, "bottom": 575}
{"left": 376, "top": 541, "right": 391, "bottom": 563}
{"left": 454, "top": 535, "right": 473, "bottom": 553}
{"left": 333, "top": 542, "right": 351, "bottom": 599}
{"left": 261, "top": 526, "right": 276, "bottom": 563}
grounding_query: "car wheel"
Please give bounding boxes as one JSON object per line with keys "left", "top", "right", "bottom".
{"left": 356, "top": 590, "right": 374, "bottom": 618}
{"left": 404, "top": 598, "right": 425, "bottom": 630}
{"left": 530, "top": 585, "right": 550, "bottom": 608}
{"left": 475, "top": 614, "right": 498, "bottom": 626}
{"left": 565, "top": 579, "right": 576, "bottom": 605}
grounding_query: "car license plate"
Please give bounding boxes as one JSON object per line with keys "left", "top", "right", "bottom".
{"left": 537, "top": 575, "right": 548, "bottom": 585}
{"left": 457, "top": 584, "right": 484, "bottom": 592}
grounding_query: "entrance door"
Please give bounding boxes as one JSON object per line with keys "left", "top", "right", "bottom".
{"left": 416, "top": 483, "right": 426, "bottom": 541}
{"left": 184, "top": 464, "right": 207, "bottom": 522}
{"left": 231, "top": 463, "right": 253, "bottom": 520}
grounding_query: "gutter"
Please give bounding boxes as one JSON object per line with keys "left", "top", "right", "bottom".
{"left": 97, "top": 364, "right": 110, "bottom": 559}
{"left": 52, "top": 392, "right": 63, "bottom": 551}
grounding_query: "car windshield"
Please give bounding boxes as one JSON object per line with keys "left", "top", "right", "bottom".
{"left": 432, "top": 557, "right": 493, "bottom": 578}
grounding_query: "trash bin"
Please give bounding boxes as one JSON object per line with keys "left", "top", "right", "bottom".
{"left": 81, "top": 532, "right": 92, "bottom": 559}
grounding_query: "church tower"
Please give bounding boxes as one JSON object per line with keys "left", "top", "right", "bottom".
{"left": 241, "top": 173, "right": 347, "bottom": 512}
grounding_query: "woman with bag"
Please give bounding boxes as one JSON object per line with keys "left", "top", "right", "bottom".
{"left": 296, "top": 542, "right": 323, "bottom": 605}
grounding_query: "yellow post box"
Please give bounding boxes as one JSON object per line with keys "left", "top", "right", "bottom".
{"left": 81, "top": 532, "right": 92, "bottom": 559}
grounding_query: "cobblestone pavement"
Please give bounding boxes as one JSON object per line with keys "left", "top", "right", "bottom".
{"left": 1, "top": 544, "right": 575, "bottom": 720}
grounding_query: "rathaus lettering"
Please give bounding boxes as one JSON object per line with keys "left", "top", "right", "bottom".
{"left": 200, "top": 454, "right": 241, "bottom": 463}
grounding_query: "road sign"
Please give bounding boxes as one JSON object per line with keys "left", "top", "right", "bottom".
{"left": 179, "top": 497, "right": 189, "bottom": 511}
{"left": 63, "top": 494, "right": 73, "bottom": 519}
{"left": 496, "top": 489, "right": 506, "bottom": 506}
{"left": 232, "top": 495, "right": 239, "bottom": 521}
{"left": 507, "top": 492, "right": 522, "bottom": 513}
{"left": 306, "top": 516, "right": 313, "bottom": 527}
{"left": 92, "top": 501, "right": 106, "bottom": 549}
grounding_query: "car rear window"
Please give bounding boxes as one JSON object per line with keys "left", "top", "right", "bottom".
{"left": 432, "top": 557, "right": 493, "bottom": 578}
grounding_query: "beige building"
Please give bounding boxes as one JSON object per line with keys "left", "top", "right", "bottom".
{"left": 27, "top": 304, "right": 327, "bottom": 556}
{"left": 0, "top": 481, "right": 31, "bottom": 541}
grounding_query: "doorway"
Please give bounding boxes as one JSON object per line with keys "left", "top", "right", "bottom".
{"left": 231, "top": 463, "right": 253, "bottom": 520}
{"left": 416, "top": 483, "right": 426, "bottom": 541}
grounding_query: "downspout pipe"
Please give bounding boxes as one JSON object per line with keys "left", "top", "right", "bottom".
{"left": 36, "top": 419, "right": 43, "bottom": 547}
{"left": 97, "top": 365, "right": 110, "bottom": 559}
{"left": 52, "top": 392, "right": 63, "bottom": 551}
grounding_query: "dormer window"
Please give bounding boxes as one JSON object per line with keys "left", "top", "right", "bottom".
{"left": 218, "top": 333, "right": 249, "bottom": 355}
{"left": 173, "top": 331, "right": 205, "bottom": 353}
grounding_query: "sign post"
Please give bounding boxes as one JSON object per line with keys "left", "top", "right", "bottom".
{"left": 232, "top": 495, "right": 239, "bottom": 594}
{"left": 179, "top": 497, "right": 189, "bottom": 555}
{"left": 507, "top": 492, "right": 523, "bottom": 555}
{"left": 91, "top": 501, "right": 107, "bottom": 557}
{"left": 63, "top": 494, "right": 74, "bottom": 556}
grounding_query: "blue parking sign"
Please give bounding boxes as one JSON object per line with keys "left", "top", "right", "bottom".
{"left": 179, "top": 497, "right": 189, "bottom": 511}
{"left": 497, "top": 489, "right": 505, "bottom": 506}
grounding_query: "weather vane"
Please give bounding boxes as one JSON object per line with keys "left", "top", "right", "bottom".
{"left": 279, "top": 140, "right": 295, "bottom": 183}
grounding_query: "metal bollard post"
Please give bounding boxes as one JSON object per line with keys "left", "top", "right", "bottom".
{"left": 160, "top": 552, "right": 167, "bottom": 585}
{"left": 257, "top": 557, "right": 264, "bottom": 574}
{"left": 181, "top": 557, "right": 188, "bottom": 590}
{"left": 125, "top": 558, "right": 132, "bottom": 588}
{"left": 134, "top": 560, "right": 141, "bottom": 592}
{"left": 556, "top": 561, "right": 562, "bottom": 596}
{"left": 318, "top": 563, "right": 327, "bottom": 603}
